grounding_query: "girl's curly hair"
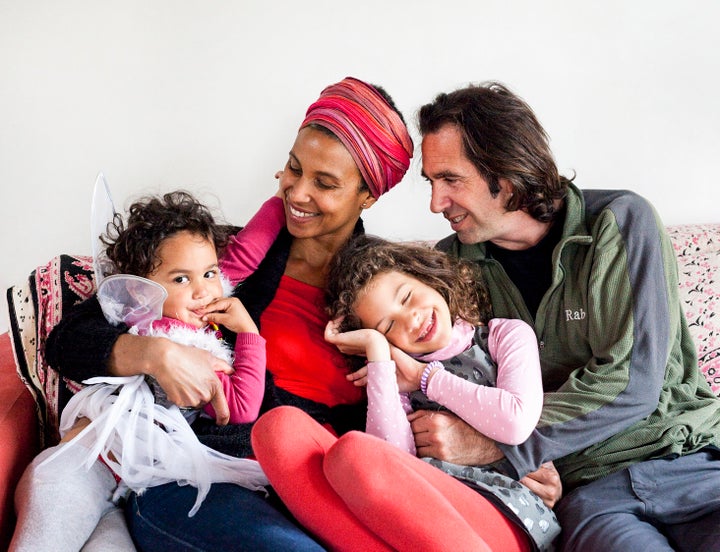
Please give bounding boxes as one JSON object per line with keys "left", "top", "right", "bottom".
{"left": 101, "top": 190, "right": 231, "bottom": 277}
{"left": 326, "top": 234, "right": 492, "bottom": 332}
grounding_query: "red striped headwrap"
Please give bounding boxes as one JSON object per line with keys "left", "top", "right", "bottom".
{"left": 301, "top": 77, "right": 414, "bottom": 198}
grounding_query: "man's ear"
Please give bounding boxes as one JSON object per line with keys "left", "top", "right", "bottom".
{"left": 497, "top": 177, "right": 514, "bottom": 198}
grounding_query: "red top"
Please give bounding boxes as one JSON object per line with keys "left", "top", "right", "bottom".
{"left": 261, "top": 275, "right": 363, "bottom": 407}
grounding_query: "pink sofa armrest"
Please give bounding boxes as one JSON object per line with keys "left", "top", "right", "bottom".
{"left": 0, "top": 332, "right": 39, "bottom": 551}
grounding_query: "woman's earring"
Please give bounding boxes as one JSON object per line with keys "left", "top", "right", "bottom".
{"left": 361, "top": 202, "right": 368, "bottom": 208}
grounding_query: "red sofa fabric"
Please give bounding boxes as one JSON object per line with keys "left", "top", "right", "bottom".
{"left": 0, "top": 332, "right": 39, "bottom": 550}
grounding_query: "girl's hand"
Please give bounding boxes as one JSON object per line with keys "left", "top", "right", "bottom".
{"left": 202, "top": 297, "right": 258, "bottom": 334}
{"left": 324, "top": 319, "right": 391, "bottom": 362}
{"left": 390, "top": 346, "right": 426, "bottom": 392}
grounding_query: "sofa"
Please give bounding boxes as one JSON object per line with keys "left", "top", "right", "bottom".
{"left": 1, "top": 223, "right": 719, "bottom": 549}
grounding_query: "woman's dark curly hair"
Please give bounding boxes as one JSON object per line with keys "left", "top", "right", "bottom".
{"left": 326, "top": 234, "right": 492, "bottom": 333}
{"left": 101, "top": 190, "right": 230, "bottom": 277}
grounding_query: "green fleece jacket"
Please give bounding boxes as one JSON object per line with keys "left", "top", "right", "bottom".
{"left": 438, "top": 184, "right": 720, "bottom": 489}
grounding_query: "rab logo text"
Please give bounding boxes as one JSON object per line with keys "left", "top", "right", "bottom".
{"left": 565, "top": 308, "right": 586, "bottom": 321}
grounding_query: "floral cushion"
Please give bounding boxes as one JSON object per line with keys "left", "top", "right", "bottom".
{"left": 6, "top": 254, "right": 96, "bottom": 448}
{"left": 668, "top": 224, "right": 720, "bottom": 396}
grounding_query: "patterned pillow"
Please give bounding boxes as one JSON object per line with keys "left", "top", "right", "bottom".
{"left": 6, "top": 254, "right": 96, "bottom": 448}
{"left": 668, "top": 224, "right": 720, "bottom": 396}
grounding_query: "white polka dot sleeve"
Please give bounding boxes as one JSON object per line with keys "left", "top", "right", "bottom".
{"left": 427, "top": 318, "right": 543, "bottom": 445}
{"left": 365, "top": 360, "right": 416, "bottom": 455}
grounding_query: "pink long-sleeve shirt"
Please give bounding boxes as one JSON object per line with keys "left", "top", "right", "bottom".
{"left": 365, "top": 318, "right": 543, "bottom": 455}
{"left": 220, "top": 196, "right": 286, "bottom": 286}
{"left": 188, "top": 195, "right": 285, "bottom": 423}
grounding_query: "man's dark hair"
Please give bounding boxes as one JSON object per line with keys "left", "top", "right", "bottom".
{"left": 419, "top": 81, "right": 570, "bottom": 222}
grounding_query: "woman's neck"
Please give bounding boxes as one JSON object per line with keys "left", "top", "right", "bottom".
{"left": 285, "top": 233, "right": 350, "bottom": 287}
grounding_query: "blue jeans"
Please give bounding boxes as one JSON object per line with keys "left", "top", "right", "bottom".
{"left": 125, "top": 483, "right": 325, "bottom": 552}
{"left": 556, "top": 449, "right": 720, "bottom": 552}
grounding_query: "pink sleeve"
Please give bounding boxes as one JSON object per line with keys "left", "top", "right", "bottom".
{"left": 426, "top": 318, "right": 543, "bottom": 445}
{"left": 220, "top": 196, "right": 285, "bottom": 286}
{"left": 203, "top": 332, "right": 266, "bottom": 424}
{"left": 365, "top": 360, "right": 416, "bottom": 455}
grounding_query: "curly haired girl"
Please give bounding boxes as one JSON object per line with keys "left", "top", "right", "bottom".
{"left": 252, "top": 234, "right": 560, "bottom": 552}
{"left": 12, "top": 190, "right": 285, "bottom": 552}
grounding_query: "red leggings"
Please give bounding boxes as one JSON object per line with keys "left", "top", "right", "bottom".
{"left": 251, "top": 406, "right": 530, "bottom": 552}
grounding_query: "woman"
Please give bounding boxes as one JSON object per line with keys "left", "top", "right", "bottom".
{"left": 45, "top": 76, "right": 414, "bottom": 551}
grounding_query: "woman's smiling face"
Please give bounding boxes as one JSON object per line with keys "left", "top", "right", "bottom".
{"left": 352, "top": 270, "right": 453, "bottom": 355}
{"left": 279, "top": 126, "right": 375, "bottom": 242}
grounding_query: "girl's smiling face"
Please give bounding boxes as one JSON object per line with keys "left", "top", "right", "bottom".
{"left": 146, "top": 231, "right": 223, "bottom": 328}
{"left": 352, "top": 270, "right": 453, "bottom": 355}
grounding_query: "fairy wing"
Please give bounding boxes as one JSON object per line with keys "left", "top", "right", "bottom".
{"left": 90, "top": 172, "right": 117, "bottom": 287}
{"left": 97, "top": 274, "right": 167, "bottom": 330}
{"left": 91, "top": 173, "right": 167, "bottom": 329}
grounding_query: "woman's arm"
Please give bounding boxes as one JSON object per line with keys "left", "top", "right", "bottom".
{"left": 220, "top": 196, "right": 285, "bottom": 286}
{"left": 46, "top": 296, "right": 233, "bottom": 424}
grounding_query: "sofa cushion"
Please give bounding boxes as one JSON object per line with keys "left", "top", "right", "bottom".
{"left": 668, "top": 224, "right": 720, "bottom": 396}
{"left": 0, "top": 333, "right": 39, "bottom": 550}
{"left": 6, "top": 254, "right": 96, "bottom": 448}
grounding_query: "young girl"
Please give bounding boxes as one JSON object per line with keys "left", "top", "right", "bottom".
{"left": 11, "top": 190, "right": 284, "bottom": 552}
{"left": 252, "top": 234, "right": 560, "bottom": 552}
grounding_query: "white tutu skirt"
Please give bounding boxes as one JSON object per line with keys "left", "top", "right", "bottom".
{"left": 39, "top": 375, "right": 268, "bottom": 517}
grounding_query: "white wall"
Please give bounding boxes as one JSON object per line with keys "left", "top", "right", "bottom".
{"left": 2, "top": 0, "right": 719, "bottom": 334}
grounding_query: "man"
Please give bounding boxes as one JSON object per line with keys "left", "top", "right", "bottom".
{"left": 413, "top": 81, "right": 720, "bottom": 551}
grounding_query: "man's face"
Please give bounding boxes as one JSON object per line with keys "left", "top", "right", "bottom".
{"left": 421, "top": 124, "right": 513, "bottom": 245}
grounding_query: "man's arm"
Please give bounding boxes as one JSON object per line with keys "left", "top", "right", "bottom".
{"left": 504, "top": 201, "right": 681, "bottom": 479}
{"left": 408, "top": 410, "right": 562, "bottom": 508}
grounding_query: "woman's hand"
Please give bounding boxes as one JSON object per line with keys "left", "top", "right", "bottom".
{"left": 201, "top": 297, "right": 258, "bottom": 334}
{"left": 111, "top": 334, "right": 234, "bottom": 425}
{"left": 346, "top": 365, "right": 369, "bottom": 387}
{"left": 324, "top": 319, "right": 391, "bottom": 362}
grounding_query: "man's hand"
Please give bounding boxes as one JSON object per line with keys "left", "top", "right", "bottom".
{"left": 111, "top": 334, "right": 233, "bottom": 424}
{"left": 409, "top": 409, "right": 564, "bottom": 508}
{"left": 520, "top": 462, "right": 562, "bottom": 509}
{"left": 408, "top": 410, "right": 503, "bottom": 465}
